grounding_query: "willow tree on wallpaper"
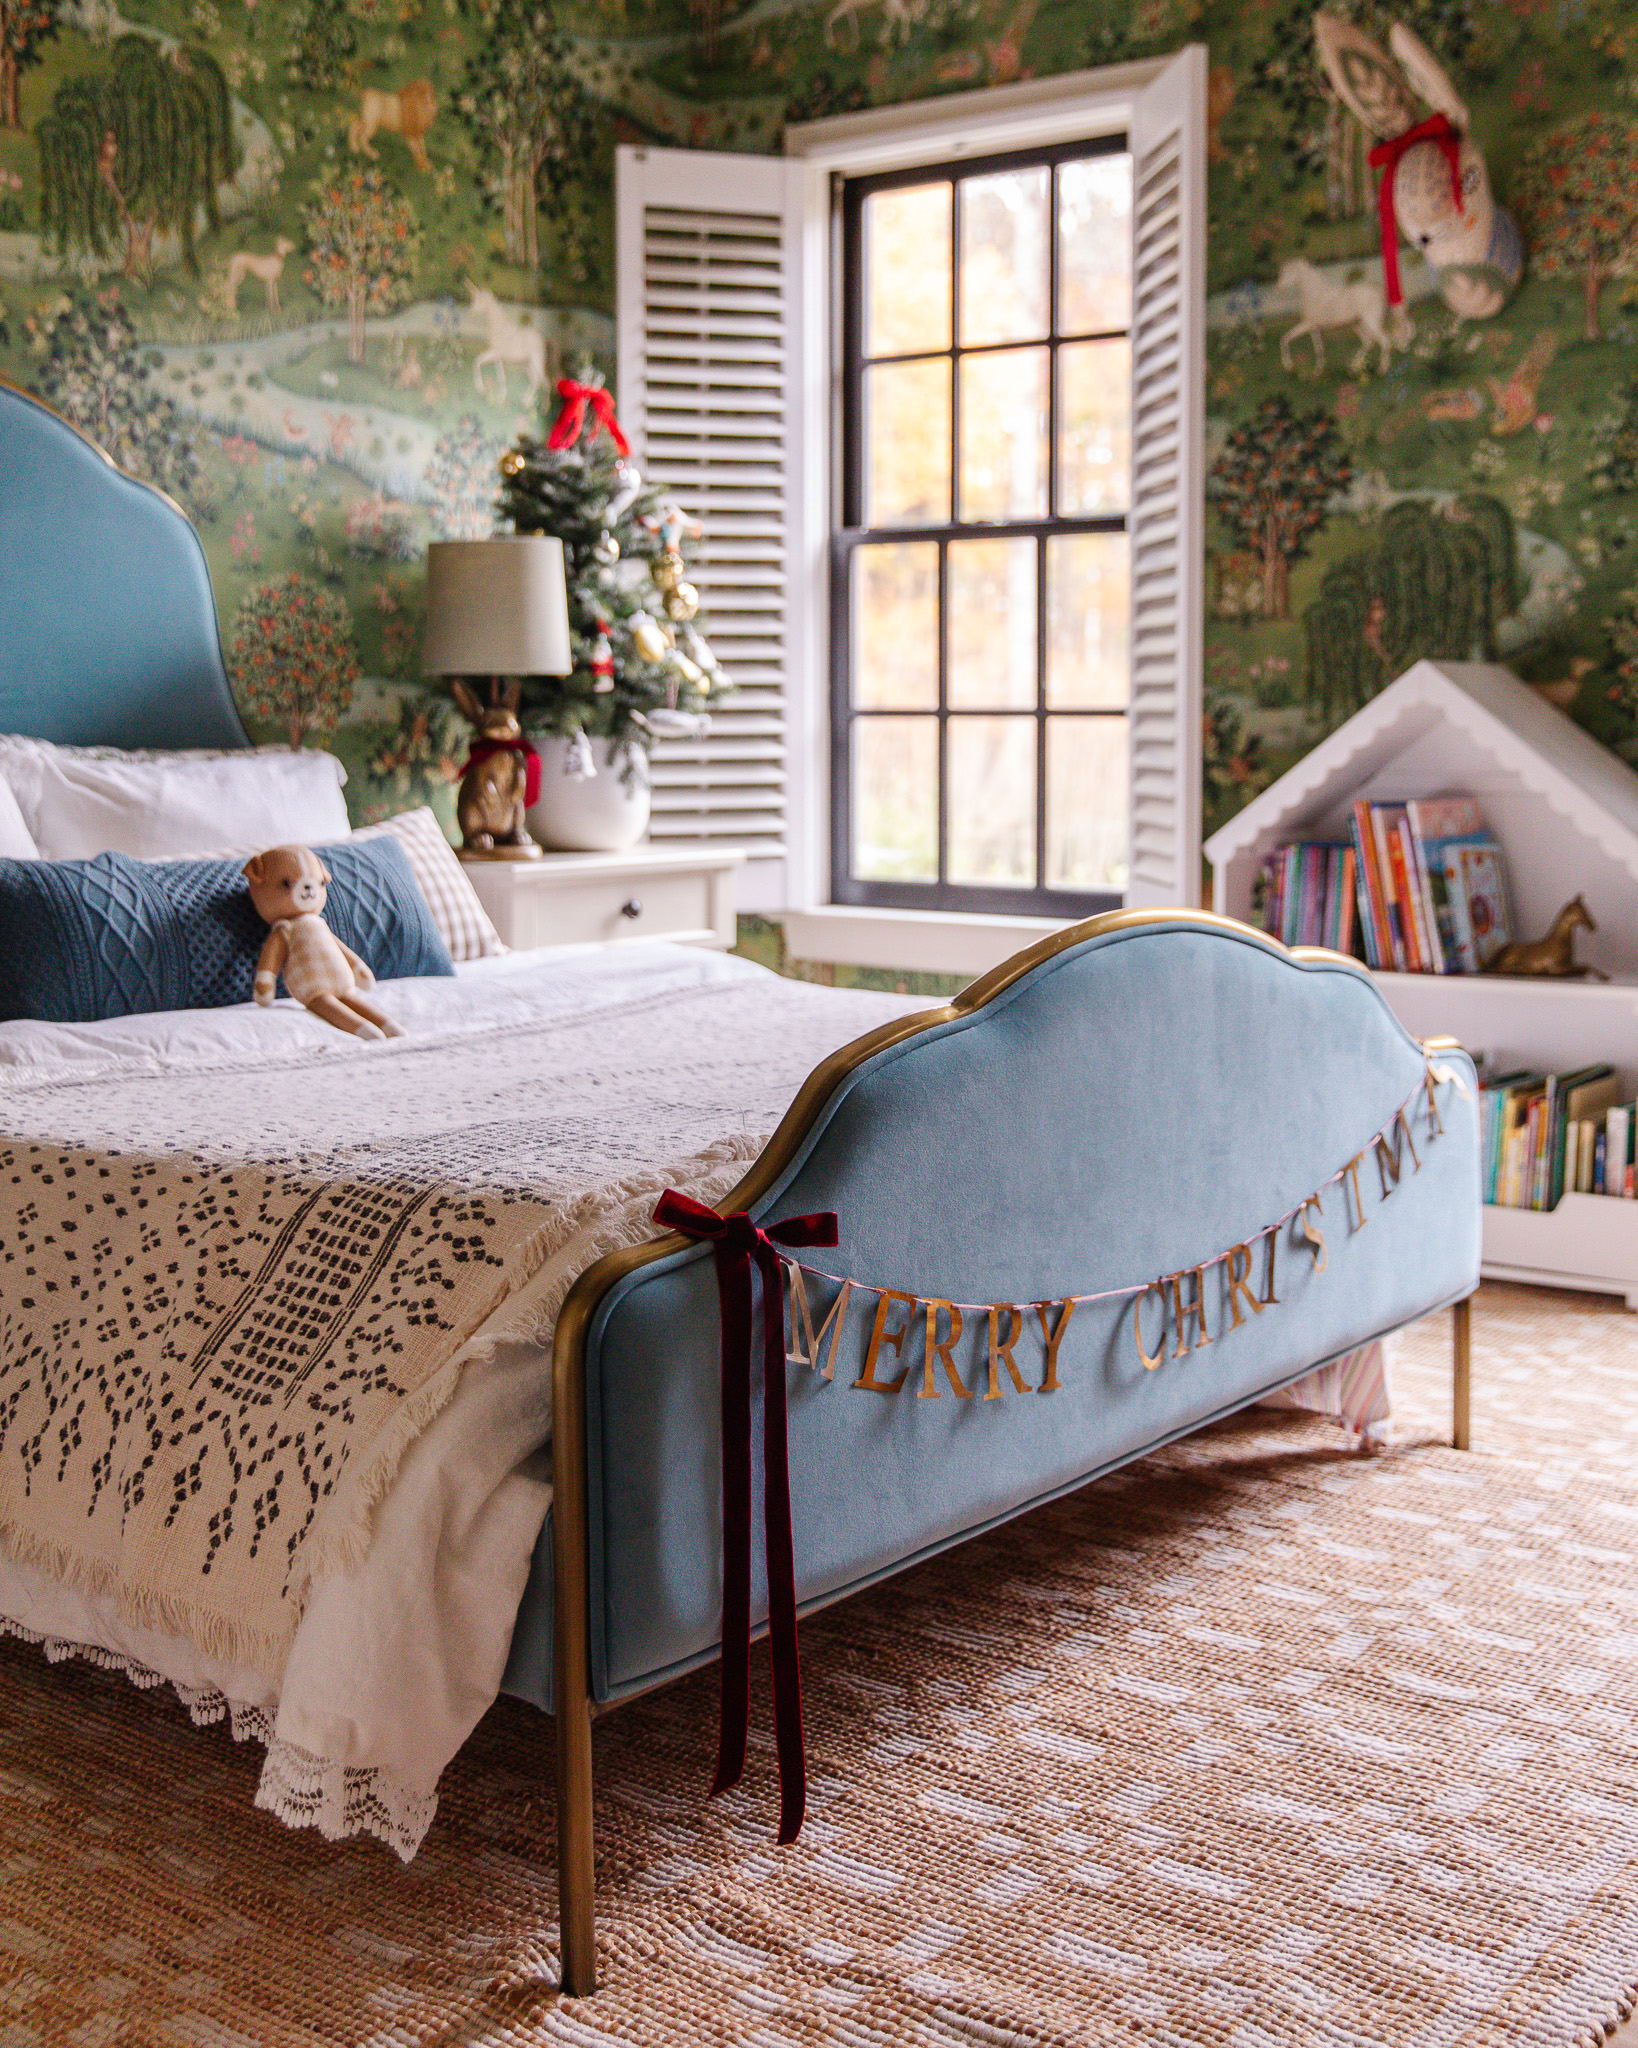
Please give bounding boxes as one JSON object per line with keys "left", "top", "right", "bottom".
{"left": 0, "top": 0, "right": 1636, "bottom": 836}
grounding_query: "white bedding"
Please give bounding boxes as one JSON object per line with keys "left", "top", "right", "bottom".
{"left": 0, "top": 943, "right": 926, "bottom": 1854}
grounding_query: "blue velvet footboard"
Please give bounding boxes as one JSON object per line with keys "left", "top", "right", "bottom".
{"left": 501, "top": 915, "right": 1480, "bottom": 1716}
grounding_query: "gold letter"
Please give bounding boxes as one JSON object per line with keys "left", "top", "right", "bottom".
{"left": 1374, "top": 1107, "right": 1421, "bottom": 1198}
{"left": 1135, "top": 1284, "right": 1167, "bottom": 1370}
{"left": 920, "top": 1300, "right": 971, "bottom": 1400}
{"left": 1170, "top": 1266, "right": 1212, "bottom": 1359}
{"left": 1035, "top": 1298, "right": 1078, "bottom": 1391}
{"left": 785, "top": 1261, "right": 853, "bottom": 1380}
{"left": 856, "top": 1289, "right": 916, "bottom": 1393}
{"left": 985, "top": 1304, "right": 1027, "bottom": 1400}
{"left": 1223, "top": 1243, "right": 1262, "bottom": 1331}
{"left": 1423, "top": 1067, "right": 1444, "bottom": 1138}
{"left": 1298, "top": 1195, "right": 1328, "bottom": 1274}
{"left": 1261, "top": 1224, "right": 1279, "bottom": 1306}
{"left": 1342, "top": 1151, "right": 1368, "bottom": 1230}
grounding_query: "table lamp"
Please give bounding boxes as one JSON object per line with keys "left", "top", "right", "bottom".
{"left": 423, "top": 536, "right": 572, "bottom": 861}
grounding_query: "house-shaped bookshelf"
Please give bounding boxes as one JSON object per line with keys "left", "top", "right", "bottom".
{"left": 1204, "top": 659, "right": 1638, "bottom": 1306}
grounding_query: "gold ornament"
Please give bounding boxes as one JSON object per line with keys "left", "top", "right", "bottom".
{"left": 664, "top": 582, "right": 700, "bottom": 623}
{"left": 650, "top": 551, "right": 684, "bottom": 594}
{"left": 500, "top": 450, "right": 525, "bottom": 477}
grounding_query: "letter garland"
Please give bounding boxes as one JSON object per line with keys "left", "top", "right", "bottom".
{"left": 782, "top": 1059, "right": 1468, "bottom": 1392}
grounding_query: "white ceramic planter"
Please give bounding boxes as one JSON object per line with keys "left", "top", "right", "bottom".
{"left": 526, "top": 736, "right": 651, "bottom": 852}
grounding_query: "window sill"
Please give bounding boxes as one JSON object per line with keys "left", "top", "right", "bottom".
{"left": 778, "top": 904, "right": 1075, "bottom": 977}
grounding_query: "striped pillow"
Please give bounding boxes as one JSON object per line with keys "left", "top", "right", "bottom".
{"left": 350, "top": 807, "right": 507, "bottom": 962}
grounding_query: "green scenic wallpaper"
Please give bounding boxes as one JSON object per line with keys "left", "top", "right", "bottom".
{"left": 0, "top": 0, "right": 1633, "bottom": 851}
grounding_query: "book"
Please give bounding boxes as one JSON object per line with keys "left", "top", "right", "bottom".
{"left": 1595, "top": 1127, "right": 1608, "bottom": 1195}
{"left": 1553, "top": 1068, "right": 1621, "bottom": 1208}
{"left": 1424, "top": 840, "right": 1482, "bottom": 972}
{"left": 1454, "top": 838, "right": 1515, "bottom": 967}
{"left": 1608, "top": 1105, "right": 1632, "bottom": 1200}
{"left": 1375, "top": 805, "right": 1413, "bottom": 971}
{"left": 1350, "top": 801, "right": 1391, "bottom": 970}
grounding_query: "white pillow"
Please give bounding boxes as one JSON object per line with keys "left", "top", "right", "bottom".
{"left": 350, "top": 807, "right": 508, "bottom": 961}
{"left": 0, "top": 737, "right": 351, "bottom": 861}
{"left": 0, "top": 773, "right": 39, "bottom": 858}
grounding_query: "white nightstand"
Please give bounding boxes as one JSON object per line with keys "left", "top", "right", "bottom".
{"left": 461, "top": 845, "right": 744, "bottom": 953}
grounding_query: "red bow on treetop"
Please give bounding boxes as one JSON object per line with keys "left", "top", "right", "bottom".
{"left": 546, "top": 379, "right": 631, "bottom": 458}
{"left": 1367, "top": 112, "right": 1464, "bottom": 309}
{"left": 651, "top": 1188, "right": 840, "bottom": 1845}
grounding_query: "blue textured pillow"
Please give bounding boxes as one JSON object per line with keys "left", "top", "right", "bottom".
{"left": 0, "top": 836, "right": 454, "bottom": 1024}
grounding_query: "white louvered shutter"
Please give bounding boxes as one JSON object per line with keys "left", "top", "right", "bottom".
{"left": 1125, "top": 47, "right": 1207, "bottom": 910}
{"left": 616, "top": 146, "right": 803, "bottom": 910}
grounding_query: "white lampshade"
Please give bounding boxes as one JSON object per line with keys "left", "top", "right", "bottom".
{"left": 422, "top": 536, "right": 572, "bottom": 677}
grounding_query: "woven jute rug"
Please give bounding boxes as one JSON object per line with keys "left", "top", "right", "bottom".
{"left": 3, "top": 1280, "right": 1637, "bottom": 2047}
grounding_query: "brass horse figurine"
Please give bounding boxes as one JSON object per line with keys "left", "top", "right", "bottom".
{"left": 1487, "top": 894, "right": 1608, "bottom": 980}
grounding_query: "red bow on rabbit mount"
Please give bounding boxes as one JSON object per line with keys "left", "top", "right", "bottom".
{"left": 1314, "top": 12, "right": 1523, "bottom": 322}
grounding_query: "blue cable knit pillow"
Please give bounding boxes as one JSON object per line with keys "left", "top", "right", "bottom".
{"left": 0, "top": 836, "right": 454, "bottom": 1024}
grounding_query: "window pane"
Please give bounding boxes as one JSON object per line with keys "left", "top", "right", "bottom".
{"left": 948, "top": 537, "right": 1035, "bottom": 709}
{"left": 1058, "top": 338, "right": 1130, "bottom": 515}
{"left": 855, "top": 542, "right": 939, "bottom": 708}
{"left": 1047, "top": 716, "right": 1127, "bottom": 890}
{"left": 1047, "top": 533, "right": 1128, "bottom": 707}
{"left": 949, "top": 716, "right": 1035, "bottom": 886}
{"left": 866, "top": 183, "right": 952, "bottom": 357}
{"left": 1057, "top": 155, "right": 1132, "bottom": 335}
{"left": 960, "top": 346, "right": 1048, "bottom": 522}
{"left": 959, "top": 166, "right": 1049, "bottom": 346}
{"left": 853, "top": 716, "right": 938, "bottom": 881}
{"left": 866, "top": 358, "right": 951, "bottom": 526}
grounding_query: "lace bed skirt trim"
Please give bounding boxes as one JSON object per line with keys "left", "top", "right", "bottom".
{"left": 0, "top": 1615, "right": 437, "bottom": 1861}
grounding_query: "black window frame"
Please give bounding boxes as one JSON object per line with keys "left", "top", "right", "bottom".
{"left": 831, "top": 132, "right": 1132, "bottom": 919}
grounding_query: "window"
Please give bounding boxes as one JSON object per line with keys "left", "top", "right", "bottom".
{"left": 834, "top": 140, "right": 1133, "bottom": 918}
{"left": 615, "top": 50, "right": 1204, "bottom": 968}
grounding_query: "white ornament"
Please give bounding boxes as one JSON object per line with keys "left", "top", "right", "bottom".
{"left": 563, "top": 731, "right": 597, "bottom": 780}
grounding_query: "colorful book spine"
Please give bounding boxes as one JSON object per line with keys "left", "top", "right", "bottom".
{"left": 1383, "top": 813, "right": 1421, "bottom": 971}
{"left": 1351, "top": 802, "right": 1391, "bottom": 971}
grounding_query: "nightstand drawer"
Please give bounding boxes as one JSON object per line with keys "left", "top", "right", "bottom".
{"left": 461, "top": 847, "right": 744, "bottom": 953}
{"left": 512, "top": 866, "right": 716, "bottom": 948}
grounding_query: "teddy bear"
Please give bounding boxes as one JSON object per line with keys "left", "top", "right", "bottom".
{"left": 242, "top": 845, "right": 405, "bottom": 1041}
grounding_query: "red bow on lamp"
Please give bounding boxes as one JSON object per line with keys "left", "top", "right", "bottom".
{"left": 546, "top": 379, "right": 632, "bottom": 459}
{"left": 1368, "top": 112, "right": 1464, "bottom": 308}
{"left": 652, "top": 1189, "right": 839, "bottom": 1844}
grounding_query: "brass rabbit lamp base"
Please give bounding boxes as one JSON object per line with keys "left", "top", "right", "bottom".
{"left": 452, "top": 677, "right": 543, "bottom": 862}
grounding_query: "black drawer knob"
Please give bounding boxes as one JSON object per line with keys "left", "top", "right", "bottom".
{"left": 620, "top": 898, "right": 643, "bottom": 920}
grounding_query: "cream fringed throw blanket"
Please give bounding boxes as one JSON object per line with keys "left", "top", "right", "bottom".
{"left": 0, "top": 947, "right": 928, "bottom": 1853}
{"left": 0, "top": 1149, "right": 565, "bottom": 1674}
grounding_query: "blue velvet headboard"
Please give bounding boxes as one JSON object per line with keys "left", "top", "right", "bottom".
{"left": 0, "top": 379, "right": 249, "bottom": 751}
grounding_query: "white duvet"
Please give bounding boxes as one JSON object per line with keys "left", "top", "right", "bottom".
{"left": 0, "top": 944, "right": 925, "bottom": 1855}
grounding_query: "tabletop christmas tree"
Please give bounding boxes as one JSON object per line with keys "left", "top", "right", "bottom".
{"left": 494, "top": 373, "right": 725, "bottom": 781}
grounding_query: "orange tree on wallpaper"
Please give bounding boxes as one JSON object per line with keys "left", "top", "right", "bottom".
{"left": 1514, "top": 111, "right": 1638, "bottom": 343}
{"left": 229, "top": 575, "right": 361, "bottom": 751}
{"left": 455, "top": 0, "right": 597, "bottom": 277}
{"left": 302, "top": 169, "right": 420, "bottom": 365}
{"left": 35, "top": 37, "right": 236, "bottom": 284}
{"left": 1209, "top": 395, "right": 1352, "bottom": 624}
{"left": 0, "top": 0, "right": 56, "bottom": 131}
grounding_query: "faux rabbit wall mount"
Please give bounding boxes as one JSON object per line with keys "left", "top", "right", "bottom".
{"left": 1315, "top": 13, "right": 1523, "bottom": 321}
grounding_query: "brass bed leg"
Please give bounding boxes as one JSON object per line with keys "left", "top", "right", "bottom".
{"left": 1452, "top": 1294, "right": 1472, "bottom": 1452}
{"left": 553, "top": 1292, "right": 598, "bottom": 1996}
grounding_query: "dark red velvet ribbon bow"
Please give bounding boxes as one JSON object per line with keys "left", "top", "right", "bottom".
{"left": 652, "top": 1188, "right": 839, "bottom": 1843}
{"left": 1368, "top": 113, "right": 1464, "bottom": 307}
{"left": 459, "top": 736, "right": 541, "bottom": 807}
{"left": 546, "top": 378, "right": 632, "bottom": 458}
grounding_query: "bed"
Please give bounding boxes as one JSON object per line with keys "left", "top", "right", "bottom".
{"left": 0, "top": 378, "right": 1482, "bottom": 1997}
